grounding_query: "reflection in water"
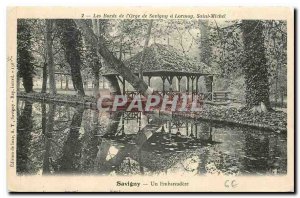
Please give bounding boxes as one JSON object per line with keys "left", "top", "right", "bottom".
{"left": 243, "top": 133, "right": 270, "bottom": 174}
{"left": 16, "top": 100, "right": 287, "bottom": 176}
{"left": 42, "top": 103, "right": 55, "bottom": 175}
{"left": 58, "top": 107, "right": 84, "bottom": 173}
{"left": 17, "top": 101, "right": 33, "bottom": 174}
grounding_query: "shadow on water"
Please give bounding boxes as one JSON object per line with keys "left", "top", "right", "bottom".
{"left": 58, "top": 106, "right": 84, "bottom": 173}
{"left": 16, "top": 99, "right": 287, "bottom": 176}
{"left": 17, "top": 101, "right": 33, "bottom": 174}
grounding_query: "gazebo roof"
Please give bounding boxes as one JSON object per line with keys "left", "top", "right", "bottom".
{"left": 102, "top": 43, "right": 212, "bottom": 77}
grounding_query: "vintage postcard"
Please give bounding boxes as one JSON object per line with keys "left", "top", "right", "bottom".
{"left": 7, "top": 7, "right": 294, "bottom": 192}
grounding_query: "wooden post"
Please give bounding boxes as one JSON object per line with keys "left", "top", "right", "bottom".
{"left": 65, "top": 75, "right": 69, "bottom": 90}
{"left": 187, "top": 76, "right": 190, "bottom": 93}
{"left": 205, "top": 75, "right": 213, "bottom": 101}
{"left": 102, "top": 76, "right": 105, "bottom": 88}
{"left": 186, "top": 122, "right": 189, "bottom": 136}
{"left": 209, "top": 127, "right": 212, "bottom": 141}
{"left": 191, "top": 76, "right": 195, "bottom": 100}
{"left": 211, "top": 75, "right": 214, "bottom": 101}
{"left": 123, "top": 78, "right": 126, "bottom": 95}
{"left": 121, "top": 117, "right": 125, "bottom": 135}
{"left": 166, "top": 76, "right": 173, "bottom": 91}
{"left": 177, "top": 76, "right": 182, "bottom": 92}
{"left": 60, "top": 74, "right": 63, "bottom": 89}
{"left": 148, "top": 76, "right": 151, "bottom": 86}
{"left": 196, "top": 76, "right": 200, "bottom": 95}
{"left": 162, "top": 76, "right": 166, "bottom": 95}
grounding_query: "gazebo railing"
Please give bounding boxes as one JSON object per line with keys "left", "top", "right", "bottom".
{"left": 119, "top": 90, "right": 231, "bottom": 103}
{"left": 125, "top": 91, "right": 141, "bottom": 99}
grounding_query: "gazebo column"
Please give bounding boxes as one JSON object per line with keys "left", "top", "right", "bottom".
{"left": 123, "top": 79, "right": 126, "bottom": 94}
{"left": 161, "top": 76, "right": 166, "bottom": 95}
{"left": 102, "top": 76, "right": 105, "bottom": 89}
{"left": 177, "top": 76, "right": 182, "bottom": 92}
{"left": 166, "top": 76, "right": 173, "bottom": 91}
{"left": 186, "top": 76, "right": 190, "bottom": 93}
{"left": 191, "top": 76, "right": 196, "bottom": 100}
{"left": 186, "top": 122, "right": 189, "bottom": 136}
{"left": 148, "top": 76, "right": 152, "bottom": 86}
{"left": 209, "top": 127, "right": 213, "bottom": 141}
{"left": 196, "top": 76, "right": 200, "bottom": 95}
{"left": 205, "top": 75, "right": 214, "bottom": 101}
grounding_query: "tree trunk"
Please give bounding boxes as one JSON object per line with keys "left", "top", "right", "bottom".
{"left": 41, "top": 62, "right": 47, "bottom": 93}
{"left": 59, "top": 107, "right": 84, "bottom": 173}
{"left": 119, "top": 35, "right": 123, "bottom": 61}
{"left": 273, "top": 35, "right": 279, "bottom": 109}
{"left": 57, "top": 19, "right": 85, "bottom": 96}
{"left": 74, "top": 20, "right": 153, "bottom": 96}
{"left": 43, "top": 103, "right": 56, "bottom": 174}
{"left": 41, "top": 103, "right": 47, "bottom": 135}
{"left": 60, "top": 74, "right": 63, "bottom": 89}
{"left": 17, "top": 101, "right": 33, "bottom": 173}
{"left": 199, "top": 20, "right": 214, "bottom": 94}
{"left": 241, "top": 20, "right": 271, "bottom": 111}
{"left": 139, "top": 20, "right": 153, "bottom": 78}
{"left": 199, "top": 20, "right": 211, "bottom": 66}
{"left": 17, "top": 19, "right": 34, "bottom": 93}
{"left": 17, "top": 75, "right": 20, "bottom": 92}
{"left": 91, "top": 19, "right": 101, "bottom": 97}
{"left": 45, "top": 20, "right": 57, "bottom": 95}
{"left": 105, "top": 76, "right": 121, "bottom": 95}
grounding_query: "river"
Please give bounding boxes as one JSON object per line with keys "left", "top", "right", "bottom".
{"left": 16, "top": 99, "right": 287, "bottom": 176}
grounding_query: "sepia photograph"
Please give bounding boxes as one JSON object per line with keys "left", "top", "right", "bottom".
{"left": 6, "top": 7, "right": 294, "bottom": 192}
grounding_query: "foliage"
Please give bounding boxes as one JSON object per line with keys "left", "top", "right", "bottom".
{"left": 18, "top": 19, "right": 287, "bottom": 108}
{"left": 17, "top": 19, "right": 35, "bottom": 92}
{"left": 56, "top": 19, "right": 85, "bottom": 96}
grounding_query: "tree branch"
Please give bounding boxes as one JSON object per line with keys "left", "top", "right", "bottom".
{"left": 74, "top": 19, "right": 153, "bottom": 96}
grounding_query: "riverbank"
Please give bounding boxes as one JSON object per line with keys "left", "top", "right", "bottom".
{"left": 17, "top": 92, "right": 287, "bottom": 133}
{"left": 17, "top": 91, "right": 97, "bottom": 108}
{"left": 195, "top": 105, "right": 286, "bottom": 133}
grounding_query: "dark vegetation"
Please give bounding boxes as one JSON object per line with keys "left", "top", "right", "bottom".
{"left": 16, "top": 19, "right": 287, "bottom": 129}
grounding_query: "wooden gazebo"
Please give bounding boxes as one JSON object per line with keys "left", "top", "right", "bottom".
{"left": 102, "top": 43, "right": 215, "bottom": 101}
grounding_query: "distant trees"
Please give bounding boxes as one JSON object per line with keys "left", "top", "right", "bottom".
{"left": 17, "top": 20, "right": 34, "bottom": 93}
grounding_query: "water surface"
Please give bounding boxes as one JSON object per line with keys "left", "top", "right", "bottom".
{"left": 17, "top": 99, "right": 287, "bottom": 176}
